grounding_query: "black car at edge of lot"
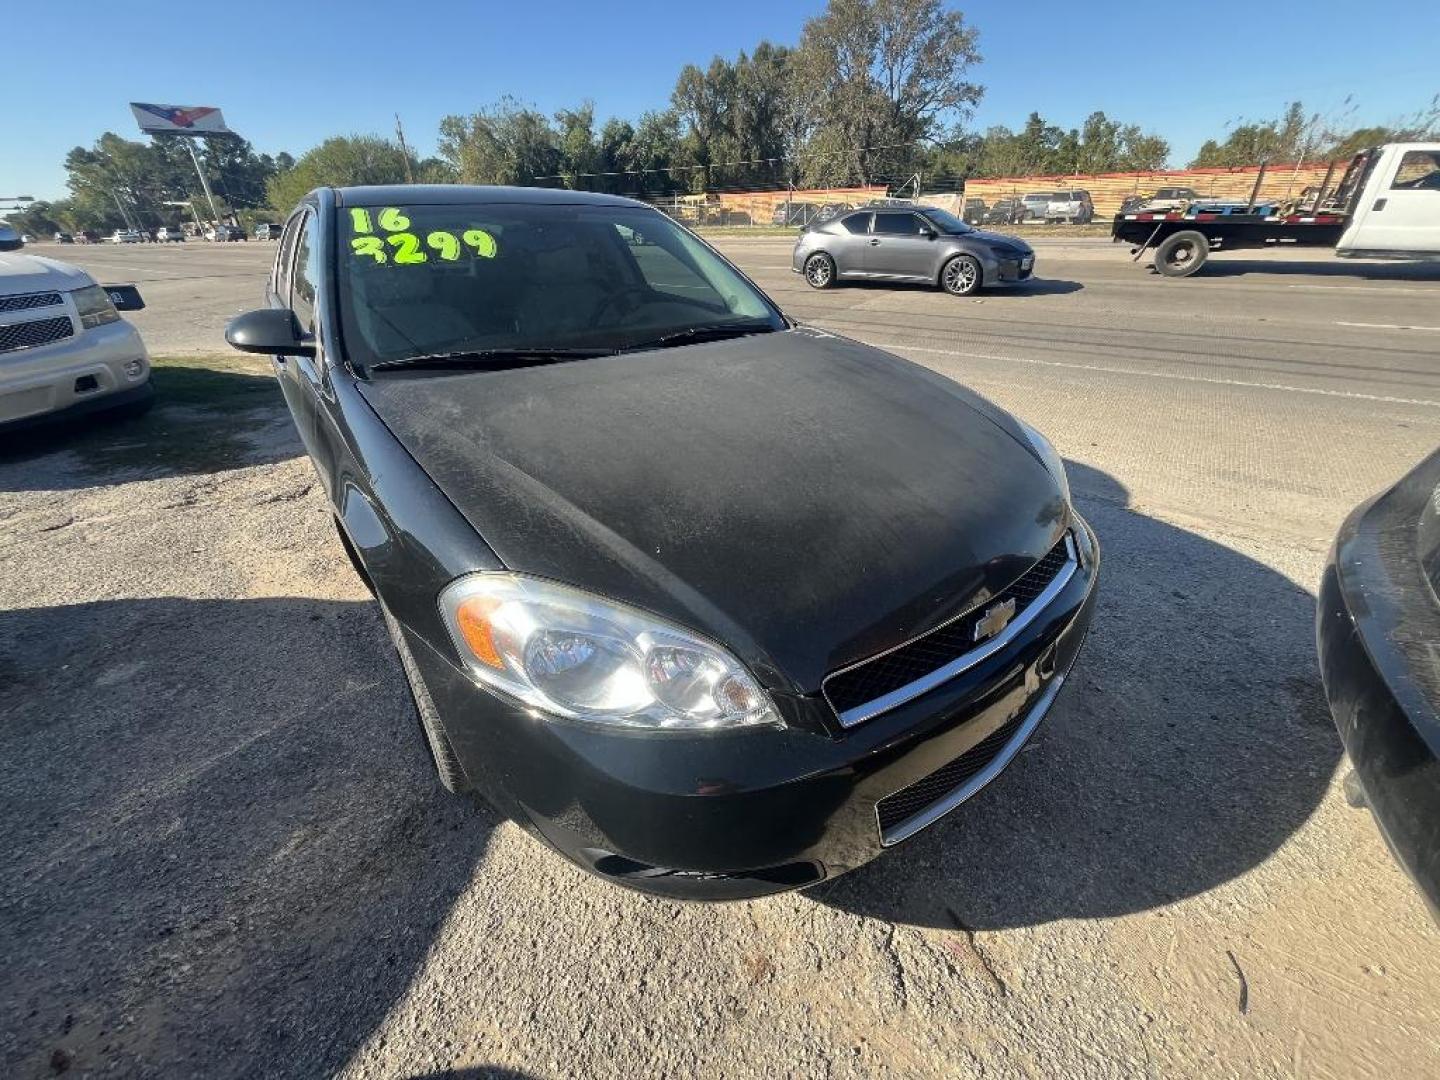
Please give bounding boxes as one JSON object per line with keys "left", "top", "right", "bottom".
{"left": 1318, "top": 449, "right": 1440, "bottom": 918}
{"left": 225, "top": 185, "right": 1098, "bottom": 900}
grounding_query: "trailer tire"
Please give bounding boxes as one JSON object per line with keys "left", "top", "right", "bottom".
{"left": 1153, "top": 230, "right": 1209, "bottom": 277}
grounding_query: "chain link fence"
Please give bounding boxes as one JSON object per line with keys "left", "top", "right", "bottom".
{"left": 629, "top": 160, "right": 1348, "bottom": 229}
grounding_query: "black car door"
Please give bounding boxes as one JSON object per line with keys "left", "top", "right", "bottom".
{"left": 269, "top": 209, "right": 327, "bottom": 468}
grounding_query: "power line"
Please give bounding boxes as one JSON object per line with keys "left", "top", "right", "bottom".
{"left": 530, "top": 141, "right": 922, "bottom": 181}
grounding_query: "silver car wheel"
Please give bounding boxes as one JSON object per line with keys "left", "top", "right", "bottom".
{"left": 805, "top": 254, "right": 834, "bottom": 288}
{"left": 942, "top": 256, "right": 979, "bottom": 295}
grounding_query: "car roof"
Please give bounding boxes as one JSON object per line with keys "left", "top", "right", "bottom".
{"left": 331, "top": 184, "right": 645, "bottom": 209}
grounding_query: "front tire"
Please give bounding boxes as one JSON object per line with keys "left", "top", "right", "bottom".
{"left": 1153, "top": 230, "right": 1209, "bottom": 277}
{"left": 940, "top": 254, "right": 982, "bottom": 296}
{"left": 380, "top": 604, "right": 470, "bottom": 795}
{"left": 803, "top": 252, "right": 836, "bottom": 289}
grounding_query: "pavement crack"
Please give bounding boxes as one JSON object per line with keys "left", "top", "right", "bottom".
{"left": 946, "top": 907, "right": 1008, "bottom": 998}
{"left": 882, "top": 924, "right": 910, "bottom": 1010}
{"left": 1226, "top": 949, "right": 1250, "bottom": 1015}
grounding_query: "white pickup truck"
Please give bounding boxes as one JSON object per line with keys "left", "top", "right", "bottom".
{"left": 0, "top": 226, "right": 152, "bottom": 430}
{"left": 1112, "top": 142, "right": 1440, "bottom": 276}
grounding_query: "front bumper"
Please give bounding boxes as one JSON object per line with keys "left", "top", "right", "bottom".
{"left": 1317, "top": 456, "right": 1440, "bottom": 918}
{"left": 411, "top": 515, "right": 1100, "bottom": 900}
{"left": 992, "top": 252, "right": 1035, "bottom": 283}
{"left": 0, "top": 320, "right": 151, "bottom": 429}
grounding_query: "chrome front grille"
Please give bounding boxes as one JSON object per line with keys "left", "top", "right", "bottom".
{"left": 0, "top": 291, "right": 63, "bottom": 314}
{"left": 0, "top": 316, "right": 74, "bottom": 354}
{"left": 823, "top": 533, "right": 1077, "bottom": 727}
{"left": 875, "top": 674, "right": 1067, "bottom": 845}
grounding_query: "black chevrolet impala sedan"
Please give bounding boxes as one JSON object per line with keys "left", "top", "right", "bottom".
{"left": 225, "top": 186, "right": 1099, "bottom": 900}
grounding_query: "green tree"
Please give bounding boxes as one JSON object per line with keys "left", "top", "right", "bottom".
{"left": 267, "top": 134, "right": 416, "bottom": 210}
{"left": 1191, "top": 102, "right": 1314, "bottom": 167}
{"left": 791, "top": 0, "right": 983, "bottom": 185}
{"left": 437, "top": 98, "right": 563, "bottom": 186}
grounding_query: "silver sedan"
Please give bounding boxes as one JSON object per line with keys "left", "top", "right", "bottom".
{"left": 792, "top": 207, "right": 1035, "bottom": 296}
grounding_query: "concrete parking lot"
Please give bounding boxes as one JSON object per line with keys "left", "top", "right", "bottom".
{"left": 2, "top": 237, "right": 1439, "bottom": 1079}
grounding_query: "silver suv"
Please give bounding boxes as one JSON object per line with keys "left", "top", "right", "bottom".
{"left": 0, "top": 225, "right": 152, "bottom": 430}
{"left": 1045, "top": 190, "right": 1094, "bottom": 224}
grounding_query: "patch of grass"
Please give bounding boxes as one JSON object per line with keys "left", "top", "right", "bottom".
{"left": 148, "top": 354, "right": 280, "bottom": 412}
{"left": 25, "top": 354, "right": 291, "bottom": 480}
{"left": 694, "top": 226, "right": 801, "bottom": 238}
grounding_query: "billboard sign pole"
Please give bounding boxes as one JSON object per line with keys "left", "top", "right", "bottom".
{"left": 182, "top": 138, "right": 223, "bottom": 225}
{"left": 129, "top": 103, "right": 233, "bottom": 226}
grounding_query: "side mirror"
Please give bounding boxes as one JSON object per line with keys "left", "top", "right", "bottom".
{"left": 103, "top": 284, "right": 145, "bottom": 311}
{"left": 225, "top": 308, "right": 315, "bottom": 357}
{"left": 918, "top": 226, "right": 935, "bottom": 238}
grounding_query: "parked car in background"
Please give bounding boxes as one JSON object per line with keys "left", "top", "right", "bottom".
{"left": 205, "top": 225, "right": 246, "bottom": 242}
{"left": 1318, "top": 448, "right": 1440, "bottom": 918}
{"left": 983, "top": 199, "right": 1025, "bottom": 226}
{"left": 21, "top": 234, "right": 35, "bottom": 244}
{"left": 75, "top": 231, "right": 100, "bottom": 244}
{"left": 1140, "top": 187, "right": 1203, "bottom": 212}
{"left": 109, "top": 229, "right": 143, "bottom": 244}
{"left": 796, "top": 205, "right": 1035, "bottom": 296}
{"left": 963, "top": 198, "right": 987, "bottom": 224}
{"left": 155, "top": 226, "right": 185, "bottom": 243}
{"left": 1020, "top": 192, "right": 1061, "bottom": 222}
{"left": 0, "top": 224, "right": 152, "bottom": 430}
{"left": 53, "top": 232, "right": 74, "bottom": 244}
{"left": 773, "top": 202, "right": 852, "bottom": 229}
{"left": 223, "top": 185, "right": 1095, "bottom": 900}
{"left": 253, "top": 222, "right": 283, "bottom": 240}
{"left": 1045, "top": 190, "right": 1094, "bottom": 224}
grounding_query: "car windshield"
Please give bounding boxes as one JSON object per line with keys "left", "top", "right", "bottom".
{"left": 918, "top": 208, "right": 972, "bottom": 234}
{"left": 336, "top": 201, "right": 785, "bottom": 367}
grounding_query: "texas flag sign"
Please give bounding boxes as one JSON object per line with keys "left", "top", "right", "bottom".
{"left": 130, "top": 103, "right": 231, "bottom": 135}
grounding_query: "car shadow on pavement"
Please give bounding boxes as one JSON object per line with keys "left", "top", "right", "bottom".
{"left": 1186, "top": 260, "right": 1440, "bottom": 282}
{"left": 0, "top": 363, "right": 297, "bottom": 494}
{"left": 813, "top": 460, "right": 1342, "bottom": 930}
{"left": 831, "top": 277, "right": 1083, "bottom": 298}
{"left": 0, "top": 596, "right": 494, "bottom": 1079}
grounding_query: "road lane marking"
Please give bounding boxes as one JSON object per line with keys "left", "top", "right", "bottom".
{"left": 1336, "top": 321, "right": 1440, "bottom": 332}
{"left": 1286, "top": 283, "right": 1440, "bottom": 295}
{"left": 868, "top": 340, "right": 1440, "bottom": 408}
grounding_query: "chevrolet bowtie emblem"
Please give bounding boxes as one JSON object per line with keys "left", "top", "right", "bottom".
{"left": 973, "top": 598, "right": 1017, "bottom": 643}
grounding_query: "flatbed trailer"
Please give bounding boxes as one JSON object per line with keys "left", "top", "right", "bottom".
{"left": 1111, "top": 143, "right": 1440, "bottom": 276}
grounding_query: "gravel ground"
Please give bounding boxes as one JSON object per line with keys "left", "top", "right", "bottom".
{"left": 2, "top": 241, "right": 1437, "bottom": 1079}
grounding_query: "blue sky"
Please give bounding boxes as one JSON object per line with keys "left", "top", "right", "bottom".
{"left": 3, "top": 0, "right": 1436, "bottom": 200}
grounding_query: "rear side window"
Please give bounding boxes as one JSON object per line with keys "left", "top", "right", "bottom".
{"left": 290, "top": 214, "right": 318, "bottom": 326}
{"left": 274, "top": 212, "right": 304, "bottom": 299}
{"left": 841, "top": 213, "right": 871, "bottom": 235}
{"left": 874, "top": 213, "right": 921, "bottom": 235}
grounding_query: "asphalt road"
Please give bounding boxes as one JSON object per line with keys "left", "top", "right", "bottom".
{"left": 3, "top": 237, "right": 1439, "bottom": 1079}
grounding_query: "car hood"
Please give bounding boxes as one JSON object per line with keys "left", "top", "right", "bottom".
{"left": 964, "top": 229, "right": 1031, "bottom": 252}
{"left": 359, "top": 329, "right": 1067, "bottom": 693}
{"left": 0, "top": 253, "right": 92, "bottom": 295}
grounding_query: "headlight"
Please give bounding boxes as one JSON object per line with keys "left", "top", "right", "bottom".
{"left": 72, "top": 285, "right": 120, "bottom": 329}
{"left": 439, "top": 573, "right": 782, "bottom": 732}
{"left": 1017, "top": 419, "right": 1071, "bottom": 505}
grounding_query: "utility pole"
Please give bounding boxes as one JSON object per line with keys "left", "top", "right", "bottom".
{"left": 395, "top": 113, "right": 416, "bottom": 184}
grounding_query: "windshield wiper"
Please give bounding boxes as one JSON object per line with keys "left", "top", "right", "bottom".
{"left": 369, "top": 347, "right": 618, "bottom": 373}
{"left": 622, "top": 320, "right": 777, "bottom": 353}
